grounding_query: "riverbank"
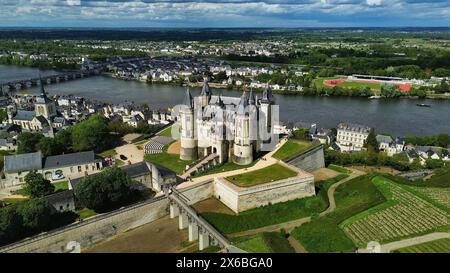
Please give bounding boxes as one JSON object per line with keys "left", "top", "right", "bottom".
{"left": 101, "top": 72, "right": 450, "bottom": 100}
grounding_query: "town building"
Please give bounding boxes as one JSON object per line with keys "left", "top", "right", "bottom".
{"left": 336, "top": 123, "right": 371, "bottom": 152}
{"left": 376, "top": 135, "right": 405, "bottom": 156}
{"left": 1, "top": 151, "right": 103, "bottom": 188}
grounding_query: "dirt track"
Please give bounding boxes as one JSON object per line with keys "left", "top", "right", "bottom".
{"left": 83, "top": 216, "right": 189, "bottom": 253}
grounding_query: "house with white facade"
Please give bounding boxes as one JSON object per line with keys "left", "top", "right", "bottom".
{"left": 336, "top": 123, "right": 371, "bottom": 152}
{"left": 1, "top": 151, "right": 103, "bottom": 188}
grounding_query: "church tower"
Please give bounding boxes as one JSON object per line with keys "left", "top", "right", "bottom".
{"left": 180, "top": 88, "right": 198, "bottom": 161}
{"left": 233, "top": 91, "right": 253, "bottom": 165}
{"left": 35, "top": 78, "right": 57, "bottom": 120}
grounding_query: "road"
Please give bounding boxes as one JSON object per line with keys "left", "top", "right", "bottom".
{"left": 380, "top": 232, "right": 450, "bottom": 253}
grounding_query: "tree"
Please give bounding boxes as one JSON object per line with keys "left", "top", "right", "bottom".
{"left": 0, "top": 207, "right": 22, "bottom": 245}
{"left": 16, "top": 199, "right": 52, "bottom": 233}
{"left": 364, "top": 128, "right": 379, "bottom": 152}
{"left": 17, "top": 132, "right": 44, "bottom": 154}
{"left": 292, "top": 128, "right": 310, "bottom": 141}
{"left": 74, "top": 167, "right": 136, "bottom": 212}
{"left": 23, "top": 171, "right": 55, "bottom": 198}
{"left": 0, "top": 109, "right": 7, "bottom": 123}
{"left": 36, "top": 137, "right": 64, "bottom": 157}
{"left": 71, "top": 115, "right": 111, "bottom": 152}
{"left": 54, "top": 128, "right": 73, "bottom": 152}
{"left": 437, "top": 134, "right": 450, "bottom": 148}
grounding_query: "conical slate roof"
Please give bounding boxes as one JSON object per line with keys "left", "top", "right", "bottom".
{"left": 36, "top": 77, "right": 52, "bottom": 104}
{"left": 237, "top": 90, "right": 249, "bottom": 115}
{"left": 215, "top": 93, "right": 225, "bottom": 108}
{"left": 261, "top": 83, "right": 273, "bottom": 104}
{"left": 200, "top": 78, "right": 211, "bottom": 96}
{"left": 248, "top": 88, "right": 256, "bottom": 105}
{"left": 183, "top": 88, "right": 193, "bottom": 108}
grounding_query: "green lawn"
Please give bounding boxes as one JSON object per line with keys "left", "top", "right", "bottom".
{"left": 273, "top": 140, "right": 319, "bottom": 162}
{"left": 234, "top": 232, "right": 295, "bottom": 253}
{"left": 1, "top": 197, "right": 28, "bottom": 205}
{"left": 193, "top": 160, "right": 259, "bottom": 178}
{"left": 53, "top": 181, "right": 69, "bottom": 191}
{"left": 194, "top": 245, "right": 221, "bottom": 253}
{"left": 290, "top": 174, "right": 386, "bottom": 253}
{"left": 156, "top": 126, "right": 175, "bottom": 137}
{"left": 225, "top": 164, "right": 297, "bottom": 187}
{"left": 145, "top": 152, "right": 192, "bottom": 175}
{"left": 328, "top": 164, "right": 351, "bottom": 174}
{"left": 98, "top": 148, "right": 117, "bottom": 158}
{"left": 77, "top": 208, "right": 97, "bottom": 220}
{"left": 393, "top": 238, "right": 450, "bottom": 253}
{"left": 235, "top": 235, "right": 271, "bottom": 253}
{"left": 339, "top": 81, "right": 380, "bottom": 89}
{"left": 202, "top": 175, "right": 349, "bottom": 234}
{"left": 13, "top": 180, "right": 69, "bottom": 196}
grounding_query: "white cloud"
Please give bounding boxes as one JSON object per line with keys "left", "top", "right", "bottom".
{"left": 366, "top": 0, "right": 382, "bottom": 6}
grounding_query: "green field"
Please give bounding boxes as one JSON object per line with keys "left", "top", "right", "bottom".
{"left": 225, "top": 164, "right": 297, "bottom": 187}
{"left": 315, "top": 77, "right": 381, "bottom": 90}
{"left": 338, "top": 81, "right": 380, "bottom": 89}
{"left": 202, "top": 175, "right": 348, "bottom": 234}
{"left": 291, "top": 174, "right": 386, "bottom": 253}
{"left": 97, "top": 148, "right": 117, "bottom": 158}
{"left": 193, "top": 160, "right": 259, "bottom": 178}
{"left": 393, "top": 238, "right": 450, "bottom": 253}
{"left": 328, "top": 164, "right": 351, "bottom": 174}
{"left": 156, "top": 126, "right": 175, "bottom": 137}
{"left": 272, "top": 140, "right": 319, "bottom": 162}
{"left": 53, "top": 181, "right": 69, "bottom": 191}
{"left": 145, "top": 151, "right": 192, "bottom": 174}
{"left": 77, "top": 208, "right": 97, "bottom": 220}
{"left": 234, "top": 232, "right": 295, "bottom": 253}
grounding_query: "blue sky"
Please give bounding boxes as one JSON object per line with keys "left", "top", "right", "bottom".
{"left": 0, "top": 0, "right": 449, "bottom": 27}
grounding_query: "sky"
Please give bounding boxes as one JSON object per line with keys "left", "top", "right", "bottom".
{"left": 0, "top": 0, "right": 449, "bottom": 28}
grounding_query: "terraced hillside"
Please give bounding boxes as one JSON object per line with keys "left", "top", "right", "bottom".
{"left": 340, "top": 176, "right": 450, "bottom": 247}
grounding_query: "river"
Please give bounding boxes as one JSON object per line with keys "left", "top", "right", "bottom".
{"left": 1, "top": 65, "right": 449, "bottom": 136}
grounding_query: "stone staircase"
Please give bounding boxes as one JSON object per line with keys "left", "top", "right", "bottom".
{"left": 180, "top": 153, "right": 219, "bottom": 180}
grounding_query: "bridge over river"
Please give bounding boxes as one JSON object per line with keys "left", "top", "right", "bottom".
{"left": 0, "top": 69, "right": 101, "bottom": 93}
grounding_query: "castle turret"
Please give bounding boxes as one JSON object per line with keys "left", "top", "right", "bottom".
{"left": 200, "top": 78, "right": 211, "bottom": 108}
{"left": 233, "top": 91, "right": 253, "bottom": 165}
{"left": 259, "top": 83, "right": 274, "bottom": 143}
{"left": 180, "top": 89, "right": 198, "bottom": 161}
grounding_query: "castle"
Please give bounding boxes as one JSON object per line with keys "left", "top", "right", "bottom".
{"left": 180, "top": 79, "right": 275, "bottom": 165}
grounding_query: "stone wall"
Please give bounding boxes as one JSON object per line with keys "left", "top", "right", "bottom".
{"left": 287, "top": 144, "right": 325, "bottom": 172}
{"left": 0, "top": 197, "right": 169, "bottom": 253}
{"left": 213, "top": 164, "right": 315, "bottom": 213}
{"left": 178, "top": 180, "right": 214, "bottom": 205}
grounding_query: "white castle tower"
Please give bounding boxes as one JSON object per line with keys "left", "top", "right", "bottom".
{"left": 259, "top": 84, "right": 275, "bottom": 143}
{"left": 233, "top": 91, "right": 253, "bottom": 165}
{"left": 180, "top": 89, "right": 198, "bottom": 161}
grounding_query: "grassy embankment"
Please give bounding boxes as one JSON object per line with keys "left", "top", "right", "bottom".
{"left": 225, "top": 164, "right": 297, "bottom": 188}
{"left": 201, "top": 174, "right": 348, "bottom": 234}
